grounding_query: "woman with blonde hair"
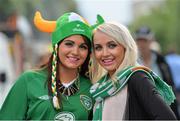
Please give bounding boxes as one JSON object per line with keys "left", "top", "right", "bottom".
{"left": 90, "top": 20, "right": 177, "bottom": 120}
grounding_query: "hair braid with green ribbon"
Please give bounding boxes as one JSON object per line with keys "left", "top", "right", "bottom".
{"left": 51, "top": 44, "right": 60, "bottom": 109}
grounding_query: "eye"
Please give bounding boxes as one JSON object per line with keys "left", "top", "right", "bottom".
{"left": 79, "top": 44, "right": 88, "bottom": 50}
{"left": 94, "top": 45, "right": 102, "bottom": 51}
{"left": 64, "top": 42, "right": 74, "bottom": 47}
{"left": 108, "top": 43, "right": 117, "bottom": 49}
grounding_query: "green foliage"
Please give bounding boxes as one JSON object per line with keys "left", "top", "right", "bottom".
{"left": 0, "top": 0, "right": 77, "bottom": 20}
{"left": 0, "top": 0, "right": 77, "bottom": 40}
{"left": 130, "top": 0, "right": 180, "bottom": 54}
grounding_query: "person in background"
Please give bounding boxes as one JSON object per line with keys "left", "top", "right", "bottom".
{"left": 166, "top": 47, "right": 180, "bottom": 111}
{"left": 0, "top": 11, "right": 93, "bottom": 120}
{"left": 166, "top": 48, "right": 180, "bottom": 92}
{"left": 135, "top": 26, "right": 180, "bottom": 118}
{"left": 0, "top": 10, "right": 24, "bottom": 77}
{"left": 150, "top": 40, "right": 161, "bottom": 54}
{"left": 90, "top": 19, "right": 176, "bottom": 120}
{"left": 0, "top": 32, "right": 15, "bottom": 108}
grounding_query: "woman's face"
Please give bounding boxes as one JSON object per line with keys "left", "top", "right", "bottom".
{"left": 58, "top": 35, "right": 89, "bottom": 70}
{"left": 93, "top": 30, "right": 125, "bottom": 75}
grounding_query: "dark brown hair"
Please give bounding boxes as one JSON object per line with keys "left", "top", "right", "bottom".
{"left": 41, "top": 35, "right": 91, "bottom": 109}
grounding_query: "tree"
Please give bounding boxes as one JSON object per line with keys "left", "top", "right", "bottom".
{"left": 130, "top": 0, "right": 180, "bottom": 54}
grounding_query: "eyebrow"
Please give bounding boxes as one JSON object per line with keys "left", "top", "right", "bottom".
{"left": 64, "top": 39, "right": 87, "bottom": 45}
{"left": 63, "top": 40, "right": 74, "bottom": 43}
{"left": 107, "top": 41, "right": 116, "bottom": 44}
{"left": 94, "top": 40, "right": 117, "bottom": 45}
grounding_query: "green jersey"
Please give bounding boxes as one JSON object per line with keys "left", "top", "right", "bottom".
{"left": 0, "top": 69, "right": 93, "bottom": 120}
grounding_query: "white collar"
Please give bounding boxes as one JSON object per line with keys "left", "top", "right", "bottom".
{"left": 62, "top": 76, "right": 78, "bottom": 88}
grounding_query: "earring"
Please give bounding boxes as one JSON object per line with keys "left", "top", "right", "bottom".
{"left": 78, "top": 66, "right": 81, "bottom": 73}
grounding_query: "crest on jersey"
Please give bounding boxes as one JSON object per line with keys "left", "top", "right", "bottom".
{"left": 54, "top": 112, "right": 75, "bottom": 121}
{"left": 80, "top": 95, "right": 92, "bottom": 110}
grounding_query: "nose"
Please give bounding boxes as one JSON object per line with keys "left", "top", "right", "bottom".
{"left": 102, "top": 47, "right": 110, "bottom": 57}
{"left": 72, "top": 46, "right": 79, "bottom": 55}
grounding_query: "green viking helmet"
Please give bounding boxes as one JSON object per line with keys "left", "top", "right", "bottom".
{"left": 34, "top": 11, "right": 92, "bottom": 46}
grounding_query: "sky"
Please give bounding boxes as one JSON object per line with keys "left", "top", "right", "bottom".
{"left": 76, "top": 0, "right": 133, "bottom": 26}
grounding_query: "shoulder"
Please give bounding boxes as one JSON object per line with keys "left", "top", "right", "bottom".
{"left": 128, "top": 71, "right": 150, "bottom": 84}
{"left": 21, "top": 68, "right": 47, "bottom": 78}
{"left": 128, "top": 71, "right": 155, "bottom": 92}
{"left": 15, "top": 68, "right": 48, "bottom": 84}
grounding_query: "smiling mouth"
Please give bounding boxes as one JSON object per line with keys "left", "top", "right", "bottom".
{"left": 67, "top": 56, "right": 80, "bottom": 63}
{"left": 101, "top": 59, "right": 114, "bottom": 66}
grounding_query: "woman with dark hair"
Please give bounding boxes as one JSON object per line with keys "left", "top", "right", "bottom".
{"left": 0, "top": 11, "right": 93, "bottom": 120}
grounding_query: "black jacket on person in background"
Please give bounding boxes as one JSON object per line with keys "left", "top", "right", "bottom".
{"left": 153, "top": 50, "right": 180, "bottom": 119}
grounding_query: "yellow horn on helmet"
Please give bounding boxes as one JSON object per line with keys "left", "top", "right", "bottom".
{"left": 34, "top": 11, "right": 56, "bottom": 33}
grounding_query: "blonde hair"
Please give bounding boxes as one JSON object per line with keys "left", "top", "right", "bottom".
{"left": 91, "top": 22, "right": 138, "bottom": 83}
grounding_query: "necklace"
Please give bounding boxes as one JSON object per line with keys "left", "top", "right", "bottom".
{"left": 57, "top": 76, "right": 80, "bottom": 96}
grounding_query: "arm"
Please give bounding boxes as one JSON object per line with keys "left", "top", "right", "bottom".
{"left": 0, "top": 73, "right": 28, "bottom": 119}
{"left": 129, "top": 71, "right": 176, "bottom": 120}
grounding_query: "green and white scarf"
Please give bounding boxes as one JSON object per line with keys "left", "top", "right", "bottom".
{"left": 90, "top": 66, "right": 176, "bottom": 121}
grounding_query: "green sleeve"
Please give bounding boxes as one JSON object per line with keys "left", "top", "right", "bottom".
{"left": 0, "top": 73, "right": 28, "bottom": 120}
